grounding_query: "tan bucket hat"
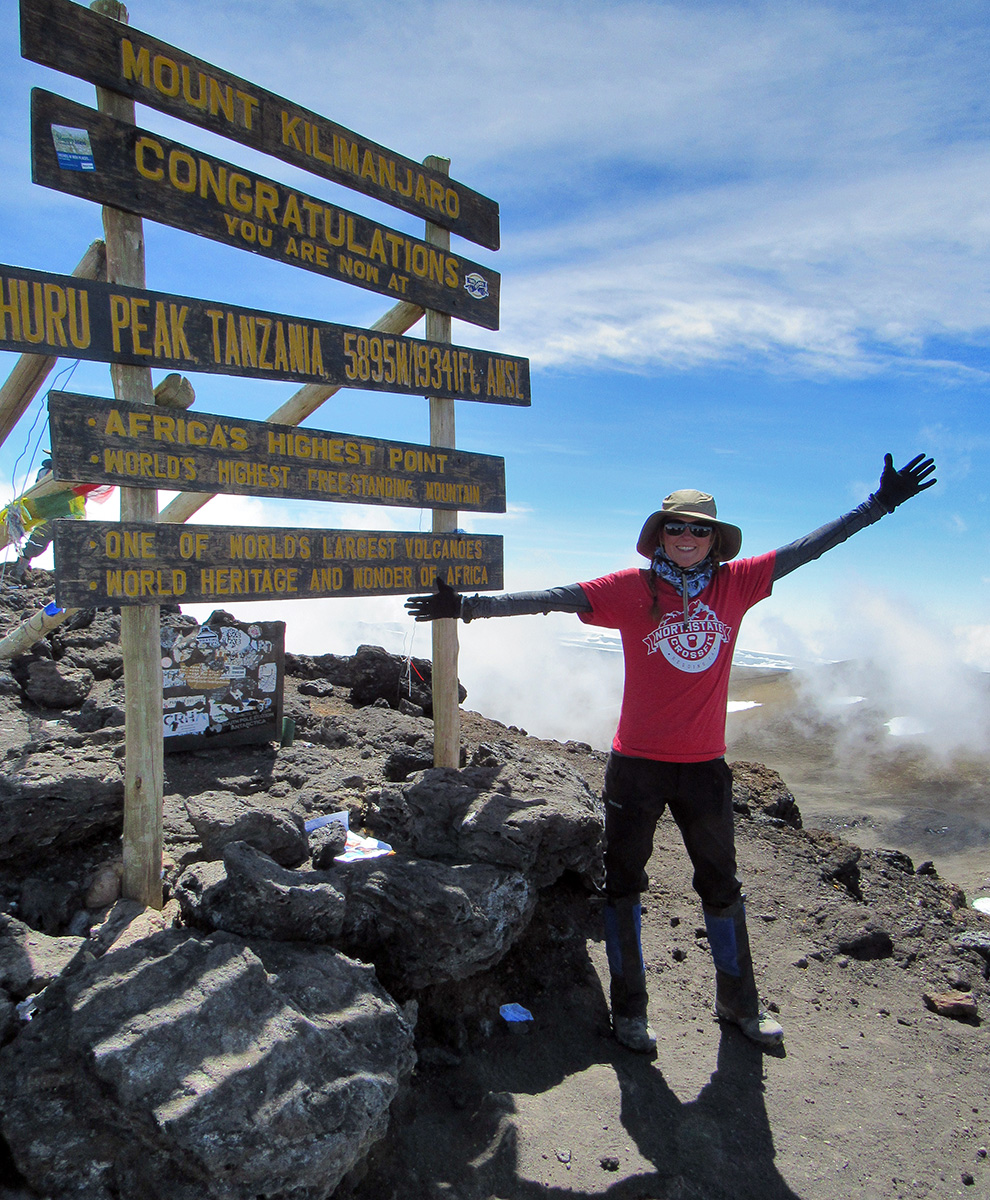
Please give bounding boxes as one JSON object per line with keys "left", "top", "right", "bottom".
{"left": 637, "top": 489, "right": 743, "bottom": 561}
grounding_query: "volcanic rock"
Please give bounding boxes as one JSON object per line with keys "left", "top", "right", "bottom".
{"left": 20, "top": 657, "right": 94, "bottom": 709}
{"left": 923, "top": 989, "right": 979, "bottom": 1019}
{"left": 310, "top": 820, "right": 348, "bottom": 868}
{"left": 366, "top": 749, "right": 604, "bottom": 889}
{"left": 0, "top": 913, "right": 85, "bottom": 1001}
{"left": 0, "top": 928, "right": 415, "bottom": 1200}
{"left": 729, "top": 760, "right": 802, "bottom": 827}
{"left": 184, "top": 790, "right": 309, "bottom": 866}
{"left": 174, "top": 840, "right": 536, "bottom": 994}
{"left": 0, "top": 734, "right": 124, "bottom": 864}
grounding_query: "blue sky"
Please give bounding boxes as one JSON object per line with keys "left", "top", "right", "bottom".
{"left": 1, "top": 0, "right": 989, "bottom": 736}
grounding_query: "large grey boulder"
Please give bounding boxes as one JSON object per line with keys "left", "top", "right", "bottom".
{"left": 729, "top": 760, "right": 803, "bottom": 827}
{"left": 184, "top": 790, "right": 309, "bottom": 866}
{"left": 49, "top": 608, "right": 123, "bottom": 678}
{"left": 337, "top": 855, "right": 536, "bottom": 992}
{"left": 175, "top": 841, "right": 536, "bottom": 994}
{"left": 367, "top": 748, "right": 605, "bottom": 888}
{"left": 21, "top": 657, "right": 95, "bottom": 708}
{"left": 0, "top": 928, "right": 415, "bottom": 1200}
{"left": 348, "top": 644, "right": 465, "bottom": 715}
{"left": 176, "top": 841, "right": 348, "bottom": 942}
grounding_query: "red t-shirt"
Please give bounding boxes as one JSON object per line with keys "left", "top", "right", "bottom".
{"left": 578, "top": 552, "right": 776, "bottom": 762}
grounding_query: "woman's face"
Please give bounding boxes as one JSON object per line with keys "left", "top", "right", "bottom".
{"left": 659, "top": 520, "right": 714, "bottom": 569}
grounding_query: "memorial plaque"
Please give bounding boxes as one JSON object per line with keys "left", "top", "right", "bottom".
{"left": 32, "top": 90, "right": 501, "bottom": 329}
{"left": 48, "top": 392, "right": 507, "bottom": 512}
{"left": 162, "top": 615, "right": 284, "bottom": 751}
{"left": 54, "top": 520, "right": 503, "bottom": 607}
{"left": 0, "top": 262, "right": 529, "bottom": 403}
{"left": 21, "top": 0, "right": 500, "bottom": 250}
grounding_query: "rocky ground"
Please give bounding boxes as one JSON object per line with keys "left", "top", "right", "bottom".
{"left": 0, "top": 569, "right": 988, "bottom": 1200}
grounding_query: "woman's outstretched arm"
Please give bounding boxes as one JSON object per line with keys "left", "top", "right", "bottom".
{"left": 404, "top": 580, "right": 592, "bottom": 622}
{"left": 772, "top": 452, "right": 935, "bottom": 581}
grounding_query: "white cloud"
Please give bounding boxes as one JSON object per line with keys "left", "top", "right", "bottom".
{"left": 498, "top": 137, "right": 990, "bottom": 374}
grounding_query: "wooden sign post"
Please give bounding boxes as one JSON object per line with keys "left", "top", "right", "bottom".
{"left": 0, "top": 240, "right": 106, "bottom": 449}
{"left": 424, "top": 156, "right": 459, "bottom": 769}
{"left": 21, "top": 0, "right": 500, "bottom": 250}
{"left": 53, "top": 521, "right": 503, "bottom": 607}
{"left": 21, "top": 0, "right": 525, "bottom": 899}
{"left": 91, "top": 0, "right": 163, "bottom": 910}
{"left": 48, "top": 392, "right": 508, "bottom": 514}
{"left": 155, "top": 294, "right": 427, "bottom": 527}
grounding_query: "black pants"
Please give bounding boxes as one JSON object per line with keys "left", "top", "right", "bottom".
{"left": 602, "top": 752, "right": 763, "bottom": 1020}
{"left": 603, "top": 751, "right": 741, "bottom": 909}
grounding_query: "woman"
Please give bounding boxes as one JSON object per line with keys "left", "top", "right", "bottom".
{"left": 405, "top": 452, "right": 936, "bottom": 1052}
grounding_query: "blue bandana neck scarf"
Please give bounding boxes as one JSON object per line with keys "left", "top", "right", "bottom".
{"left": 651, "top": 549, "right": 714, "bottom": 599}
{"left": 651, "top": 549, "right": 715, "bottom": 625}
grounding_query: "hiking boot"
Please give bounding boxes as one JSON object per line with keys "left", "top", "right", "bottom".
{"left": 714, "top": 1000, "right": 784, "bottom": 1047}
{"left": 613, "top": 1015, "right": 657, "bottom": 1054}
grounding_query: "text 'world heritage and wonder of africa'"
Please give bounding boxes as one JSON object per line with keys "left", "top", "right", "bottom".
{"left": 53, "top": 522, "right": 504, "bottom": 607}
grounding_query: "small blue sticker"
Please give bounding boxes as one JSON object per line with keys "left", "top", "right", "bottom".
{"left": 464, "top": 272, "right": 489, "bottom": 300}
{"left": 51, "top": 125, "right": 95, "bottom": 172}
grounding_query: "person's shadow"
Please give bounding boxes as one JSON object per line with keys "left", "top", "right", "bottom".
{"left": 353, "top": 982, "right": 804, "bottom": 1200}
{"left": 610, "top": 1029, "right": 801, "bottom": 1200}
{"left": 501, "top": 1030, "right": 802, "bottom": 1199}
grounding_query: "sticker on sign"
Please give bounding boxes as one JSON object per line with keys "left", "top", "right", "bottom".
{"left": 50, "top": 125, "right": 95, "bottom": 171}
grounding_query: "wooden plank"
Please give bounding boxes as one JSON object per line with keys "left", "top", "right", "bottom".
{"left": 0, "top": 261, "right": 529, "bottom": 404}
{"left": 53, "top": 520, "right": 503, "bottom": 607}
{"left": 0, "top": 600, "right": 74, "bottom": 661}
{"left": 90, "top": 0, "right": 162, "bottom": 912}
{"left": 20, "top": 0, "right": 500, "bottom": 251}
{"left": 31, "top": 90, "right": 501, "bottom": 330}
{"left": 0, "top": 299, "right": 424, "bottom": 645}
{"left": 0, "top": 239, "right": 105, "bottom": 449}
{"left": 48, "top": 391, "right": 507, "bottom": 512}
{"left": 0, "top": 375, "right": 190, "bottom": 554}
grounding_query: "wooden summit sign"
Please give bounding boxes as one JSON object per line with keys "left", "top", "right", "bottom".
{"left": 20, "top": 0, "right": 500, "bottom": 251}
{"left": 54, "top": 520, "right": 504, "bottom": 607}
{"left": 31, "top": 90, "right": 501, "bottom": 330}
{"left": 0, "top": 263, "right": 529, "bottom": 403}
{"left": 48, "top": 392, "right": 507, "bottom": 513}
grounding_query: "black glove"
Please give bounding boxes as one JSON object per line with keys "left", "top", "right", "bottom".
{"left": 874, "top": 452, "right": 936, "bottom": 513}
{"left": 404, "top": 578, "right": 463, "bottom": 621}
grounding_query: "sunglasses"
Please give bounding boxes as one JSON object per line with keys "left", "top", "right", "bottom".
{"left": 662, "top": 521, "right": 714, "bottom": 538}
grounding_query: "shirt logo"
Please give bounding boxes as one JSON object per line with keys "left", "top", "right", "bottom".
{"left": 643, "top": 600, "right": 732, "bottom": 673}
